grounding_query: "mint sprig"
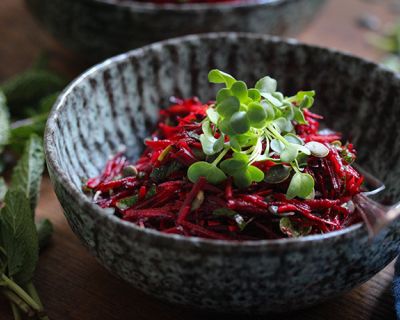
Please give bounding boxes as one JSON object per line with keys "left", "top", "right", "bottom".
{"left": 10, "top": 134, "right": 44, "bottom": 210}
{"left": 188, "top": 69, "right": 329, "bottom": 199}
{"left": 0, "top": 178, "right": 6, "bottom": 202}
{"left": 0, "top": 190, "right": 39, "bottom": 285}
{"left": 0, "top": 135, "right": 50, "bottom": 319}
{"left": 0, "top": 92, "right": 10, "bottom": 155}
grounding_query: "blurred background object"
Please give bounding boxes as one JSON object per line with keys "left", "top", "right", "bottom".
{"left": 24, "top": 0, "right": 326, "bottom": 60}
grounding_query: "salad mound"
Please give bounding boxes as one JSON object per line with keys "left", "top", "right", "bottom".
{"left": 84, "top": 70, "right": 363, "bottom": 240}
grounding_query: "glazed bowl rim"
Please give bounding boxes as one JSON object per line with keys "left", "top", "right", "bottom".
{"left": 45, "top": 32, "right": 395, "bottom": 250}
{"left": 89, "top": 0, "right": 294, "bottom": 12}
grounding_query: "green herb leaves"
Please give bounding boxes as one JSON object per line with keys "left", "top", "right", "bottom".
{"left": 199, "top": 121, "right": 225, "bottom": 155}
{"left": 0, "top": 92, "right": 10, "bottom": 155}
{"left": 0, "top": 190, "right": 38, "bottom": 284}
{"left": 208, "top": 69, "right": 236, "bottom": 88}
{"left": 0, "top": 55, "right": 57, "bottom": 319}
{"left": 0, "top": 178, "right": 6, "bottom": 202}
{"left": 286, "top": 172, "right": 315, "bottom": 199}
{"left": 0, "top": 135, "right": 50, "bottom": 319}
{"left": 0, "top": 69, "right": 65, "bottom": 118}
{"left": 255, "top": 76, "right": 277, "bottom": 94}
{"left": 10, "top": 135, "right": 44, "bottom": 210}
{"left": 187, "top": 161, "right": 226, "bottom": 185}
{"left": 1, "top": 135, "right": 44, "bottom": 283}
{"left": 0, "top": 55, "right": 65, "bottom": 157}
{"left": 220, "top": 153, "right": 263, "bottom": 189}
{"left": 187, "top": 69, "right": 327, "bottom": 199}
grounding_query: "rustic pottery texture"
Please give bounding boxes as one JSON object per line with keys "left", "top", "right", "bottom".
{"left": 45, "top": 33, "right": 400, "bottom": 314}
{"left": 25, "top": 0, "right": 325, "bottom": 60}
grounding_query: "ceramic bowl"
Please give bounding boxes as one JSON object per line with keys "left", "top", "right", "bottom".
{"left": 25, "top": 0, "right": 325, "bottom": 60}
{"left": 44, "top": 33, "right": 400, "bottom": 314}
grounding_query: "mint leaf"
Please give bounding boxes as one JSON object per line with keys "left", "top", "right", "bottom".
{"left": 8, "top": 113, "right": 48, "bottom": 154}
{"left": 0, "top": 247, "right": 6, "bottom": 274}
{"left": 0, "top": 177, "right": 7, "bottom": 202}
{"left": 10, "top": 135, "right": 44, "bottom": 211}
{"left": 0, "top": 190, "right": 39, "bottom": 284}
{"left": 0, "top": 91, "right": 10, "bottom": 153}
{"left": 0, "top": 69, "right": 65, "bottom": 118}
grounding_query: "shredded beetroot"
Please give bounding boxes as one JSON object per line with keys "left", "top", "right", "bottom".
{"left": 85, "top": 98, "right": 364, "bottom": 240}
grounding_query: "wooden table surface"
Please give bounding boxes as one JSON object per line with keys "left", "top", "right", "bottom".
{"left": 0, "top": 0, "right": 399, "bottom": 319}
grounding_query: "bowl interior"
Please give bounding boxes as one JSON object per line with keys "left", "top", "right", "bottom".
{"left": 47, "top": 33, "right": 400, "bottom": 213}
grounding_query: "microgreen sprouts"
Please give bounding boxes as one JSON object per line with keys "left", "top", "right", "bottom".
{"left": 187, "top": 69, "right": 329, "bottom": 199}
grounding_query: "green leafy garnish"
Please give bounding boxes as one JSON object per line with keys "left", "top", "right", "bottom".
{"left": 0, "top": 134, "right": 51, "bottom": 319}
{"left": 187, "top": 69, "right": 327, "bottom": 199}
{"left": 10, "top": 135, "right": 44, "bottom": 210}
{"left": 208, "top": 69, "right": 236, "bottom": 87}
{"left": 187, "top": 161, "right": 226, "bottom": 185}
{"left": 0, "top": 55, "right": 65, "bottom": 159}
{"left": 0, "top": 69, "right": 65, "bottom": 118}
{"left": 286, "top": 172, "right": 315, "bottom": 199}
{"left": 0, "top": 190, "right": 38, "bottom": 284}
{"left": 0, "top": 91, "right": 10, "bottom": 155}
{"left": 150, "top": 161, "right": 182, "bottom": 182}
{"left": 0, "top": 177, "right": 6, "bottom": 202}
{"left": 0, "top": 55, "right": 58, "bottom": 319}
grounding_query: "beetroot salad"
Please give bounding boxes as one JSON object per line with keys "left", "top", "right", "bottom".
{"left": 84, "top": 70, "right": 364, "bottom": 240}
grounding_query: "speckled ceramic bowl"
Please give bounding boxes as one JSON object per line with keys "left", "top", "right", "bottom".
{"left": 25, "top": 0, "right": 325, "bottom": 60}
{"left": 45, "top": 33, "right": 400, "bottom": 314}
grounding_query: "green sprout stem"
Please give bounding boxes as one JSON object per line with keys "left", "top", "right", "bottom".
{"left": 292, "top": 163, "right": 301, "bottom": 174}
{"left": 2, "top": 289, "right": 33, "bottom": 317}
{"left": 25, "top": 282, "right": 43, "bottom": 309}
{"left": 1, "top": 274, "right": 42, "bottom": 313}
{"left": 212, "top": 148, "right": 229, "bottom": 166}
{"left": 10, "top": 301, "right": 23, "bottom": 320}
{"left": 267, "top": 126, "right": 290, "bottom": 147}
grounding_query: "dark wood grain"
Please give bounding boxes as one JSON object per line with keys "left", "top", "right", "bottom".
{"left": 0, "top": 0, "right": 398, "bottom": 319}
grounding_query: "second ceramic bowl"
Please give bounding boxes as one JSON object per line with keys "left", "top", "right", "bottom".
{"left": 25, "top": 0, "right": 325, "bottom": 60}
